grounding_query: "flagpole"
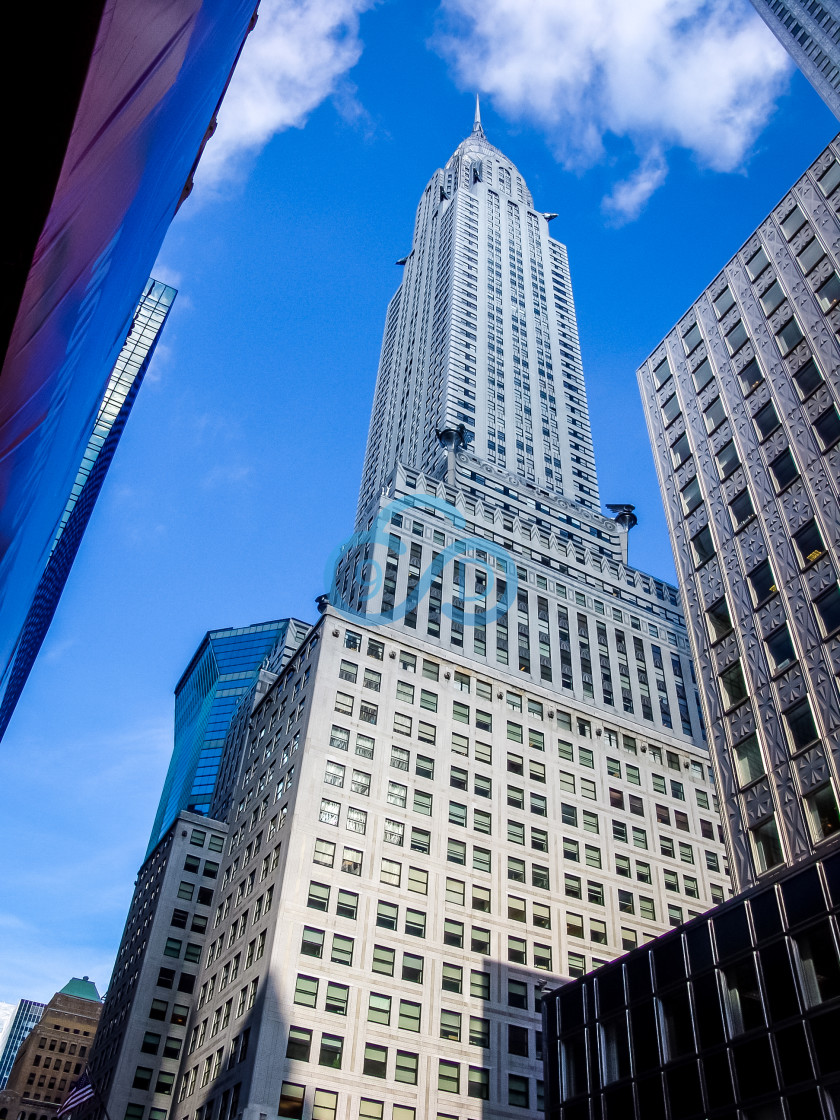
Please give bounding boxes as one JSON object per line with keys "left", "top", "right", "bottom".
{"left": 86, "top": 1069, "right": 116, "bottom": 1120}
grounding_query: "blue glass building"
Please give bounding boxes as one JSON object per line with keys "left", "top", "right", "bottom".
{"left": 147, "top": 619, "right": 310, "bottom": 855}
{"left": 0, "top": 0, "right": 260, "bottom": 734}
{"left": 0, "top": 280, "right": 176, "bottom": 740}
{"left": 0, "top": 1000, "right": 45, "bottom": 1089}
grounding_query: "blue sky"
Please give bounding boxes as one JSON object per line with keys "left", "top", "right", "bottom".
{"left": 0, "top": 0, "right": 836, "bottom": 1004}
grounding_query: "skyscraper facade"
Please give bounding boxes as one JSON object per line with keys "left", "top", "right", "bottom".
{"left": 88, "top": 813, "right": 229, "bottom": 1120}
{"left": 0, "top": 0, "right": 261, "bottom": 720}
{"left": 91, "top": 113, "right": 732, "bottom": 1120}
{"left": 0, "top": 1000, "right": 46, "bottom": 1090}
{"left": 542, "top": 134, "right": 840, "bottom": 1120}
{"left": 748, "top": 0, "right": 840, "bottom": 119}
{"left": 0, "top": 279, "right": 176, "bottom": 741}
{"left": 637, "top": 134, "right": 840, "bottom": 892}
{"left": 0, "top": 978, "right": 101, "bottom": 1116}
{"left": 147, "top": 620, "right": 311, "bottom": 856}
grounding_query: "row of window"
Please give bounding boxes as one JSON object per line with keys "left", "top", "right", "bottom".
{"left": 277, "top": 1072, "right": 541, "bottom": 1118}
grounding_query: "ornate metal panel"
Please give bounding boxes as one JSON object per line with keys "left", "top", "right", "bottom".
{"left": 637, "top": 135, "right": 840, "bottom": 890}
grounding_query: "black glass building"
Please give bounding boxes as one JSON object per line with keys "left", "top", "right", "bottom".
{"left": 544, "top": 847, "right": 840, "bottom": 1120}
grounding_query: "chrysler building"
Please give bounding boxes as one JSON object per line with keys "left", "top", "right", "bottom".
{"left": 357, "top": 100, "right": 600, "bottom": 529}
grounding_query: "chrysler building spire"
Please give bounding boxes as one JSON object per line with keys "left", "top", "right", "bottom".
{"left": 473, "top": 93, "right": 484, "bottom": 136}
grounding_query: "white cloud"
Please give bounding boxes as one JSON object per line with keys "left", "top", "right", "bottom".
{"left": 436, "top": 0, "right": 792, "bottom": 216}
{"left": 603, "top": 146, "right": 668, "bottom": 223}
{"left": 197, "top": 0, "right": 375, "bottom": 188}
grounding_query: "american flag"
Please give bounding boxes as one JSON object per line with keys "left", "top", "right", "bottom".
{"left": 57, "top": 1070, "right": 96, "bottom": 1117}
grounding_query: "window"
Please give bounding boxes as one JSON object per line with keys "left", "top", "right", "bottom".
{"left": 367, "top": 993, "right": 391, "bottom": 1026}
{"left": 411, "top": 828, "right": 430, "bottom": 853}
{"left": 311, "top": 1090, "right": 338, "bottom": 1120}
{"left": 331, "top": 934, "right": 354, "bottom": 966}
{"left": 704, "top": 395, "right": 726, "bottom": 433}
{"left": 395, "top": 680, "right": 414, "bottom": 705}
{"left": 730, "top": 494, "right": 752, "bottom": 534}
{"left": 363, "top": 1045, "right": 387, "bottom": 1079}
{"left": 691, "top": 526, "right": 715, "bottom": 567}
{"left": 653, "top": 355, "right": 672, "bottom": 387}
{"left": 785, "top": 698, "right": 819, "bottom": 752}
{"left": 405, "top": 909, "right": 426, "bottom": 937}
{"left": 319, "top": 799, "right": 340, "bottom": 826}
{"left": 531, "top": 792, "right": 548, "bottom": 817}
{"left": 793, "top": 356, "right": 823, "bottom": 399}
{"left": 341, "top": 846, "right": 363, "bottom": 875}
{"left": 794, "top": 923, "right": 840, "bottom": 1007}
{"left": 508, "top": 980, "right": 528, "bottom": 1009}
{"left": 391, "top": 745, "right": 410, "bottom": 772}
{"left": 752, "top": 817, "right": 784, "bottom": 873}
{"left": 472, "top": 885, "right": 491, "bottom": 912}
{"left": 450, "top": 765, "right": 468, "bottom": 791}
{"left": 682, "top": 322, "right": 702, "bottom": 354}
{"left": 815, "top": 405, "right": 840, "bottom": 451}
{"left": 398, "top": 1000, "right": 421, "bottom": 1032}
{"left": 766, "top": 625, "right": 796, "bottom": 672}
{"left": 286, "top": 1026, "right": 312, "bottom": 1062}
{"left": 278, "top": 1082, "right": 305, "bottom": 1119}
{"left": 681, "top": 476, "right": 702, "bottom": 516}
{"left": 416, "top": 754, "right": 434, "bottom": 779}
{"left": 473, "top": 847, "right": 491, "bottom": 873}
{"left": 735, "top": 733, "right": 765, "bottom": 789}
{"left": 753, "top": 400, "right": 780, "bottom": 441}
{"left": 719, "top": 661, "right": 747, "bottom": 709}
{"left": 745, "top": 246, "right": 768, "bottom": 280}
{"left": 359, "top": 1102, "right": 383, "bottom": 1120}
{"left": 372, "top": 945, "right": 394, "bottom": 975}
{"left": 471, "top": 970, "right": 490, "bottom": 999}
{"left": 716, "top": 441, "right": 740, "bottom": 479}
{"left": 713, "top": 285, "right": 735, "bottom": 318}
{"left": 335, "top": 692, "right": 353, "bottom": 715}
{"left": 324, "top": 761, "right": 345, "bottom": 788}
{"left": 532, "top": 864, "right": 550, "bottom": 890}
{"left": 777, "top": 315, "right": 804, "bottom": 356}
{"left": 792, "top": 521, "right": 828, "bottom": 571}
{"left": 391, "top": 1053, "right": 417, "bottom": 1088}
{"left": 815, "top": 584, "right": 840, "bottom": 637}
{"left": 470, "top": 922, "right": 490, "bottom": 949}
{"left": 307, "top": 882, "right": 330, "bottom": 912}
{"left": 769, "top": 448, "right": 799, "bottom": 490}
{"left": 444, "top": 919, "right": 464, "bottom": 947}
{"left": 377, "top": 900, "right": 399, "bottom": 930}
{"left": 748, "top": 559, "right": 777, "bottom": 605}
{"left": 475, "top": 808, "right": 492, "bottom": 833}
{"left": 339, "top": 660, "right": 358, "bottom": 683}
{"left": 472, "top": 774, "right": 492, "bottom": 802}
{"left": 402, "top": 952, "right": 424, "bottom": 983}
{"left": 440, "top": 1010, "right": 461, "bottom": 1042}
{"left": 356, "top": 733, "right": 374, "bottom": 759}
{"left": 301, "top": 927, "right": 324, "bottom": 958}
{"left": 381, "top": 858, "right": 401, "bottom": 886}
{"left": 438, "top": 1061, "right": 460, "bottom": 1094}
{"left": 508, "top": 935, "right": 527, "bottom": 964}
{"left": 507, "top": 856, "right": 526, "bottom": 884}
{"left": 408, "top": 866, "right": 428, "bottom": 895}
{"left": 449, "top": 801, "right": 467, "bottom": 827}
{"left": 738, "top": 357, "right": 763, "bottom": 395}
{"left": 670, "top": 432, "right": 691, "bottom": 467}
{"left": 446, "top": 877, "right": 466, "bottom": 905}
{"left": 726, "top": 321, "right": 749, "bottom": 355}
{"left": 324, "top": 982, "right": 348, "bottom": 1015}
{"left": 422, "top": 659, "right": 439, "bottom": 680}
